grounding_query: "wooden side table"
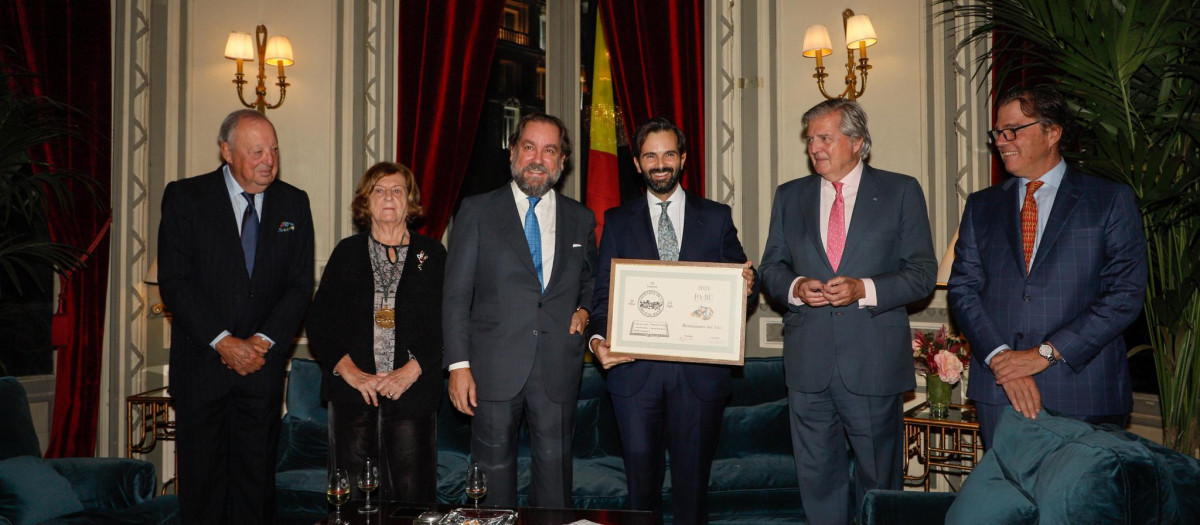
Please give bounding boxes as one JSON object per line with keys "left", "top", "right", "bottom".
{"left": 903, "top": 402, "right": 982, "bottom": 491}
{"left": 126, "top": 387, "right": 177, "bottom": 493}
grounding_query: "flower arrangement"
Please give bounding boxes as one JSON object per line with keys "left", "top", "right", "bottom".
{"left": 912, "top": 325, "right": 971, "bottom": 384}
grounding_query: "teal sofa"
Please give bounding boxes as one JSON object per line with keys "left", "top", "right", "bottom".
{"left": 860, "top": 408, "right": 1200, "bottom": 524}
{"left": 275, "top": 357, "right": 806, "bottom": 523}
{"left": 0, "top": 377, "right": 180, "bottom": 525}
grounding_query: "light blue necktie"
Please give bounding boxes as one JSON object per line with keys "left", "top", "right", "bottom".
{"left": 525, "top": 196, "right": 543, "bottom": 291}
{"left": 240, "top": 192, "right": 258, "bottom": 276}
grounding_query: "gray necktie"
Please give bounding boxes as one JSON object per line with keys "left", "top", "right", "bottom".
{"left": 657, "top": 201, "right": 679, "bottom": 261}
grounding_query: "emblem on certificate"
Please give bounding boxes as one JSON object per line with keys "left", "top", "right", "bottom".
{"left": 606, "top": 259, "right": 747, "bottom": 365}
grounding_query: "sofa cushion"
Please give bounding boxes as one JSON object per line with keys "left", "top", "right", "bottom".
{"left": 715, "top": 398, "right": 791, "bottom": 458}
{"left": 0, "top": 378, "right": 41, "bottom": 461}
{"left": 276, "top": 417, "right": 327, "bottom": 473}
{"left": 945, "top": 445, "right": 1038, "bottom": 524}
{"left": 0, "top": 456, "right": 85, "bottom": 525}
{"left": 284, "top": 359, "right": 327, "bottom": 425}
{"left": 47, "top": 458, "right": 156, "bottom": 510}
{"left": 949, "top": 408, "right": 1169, "bottom": 524}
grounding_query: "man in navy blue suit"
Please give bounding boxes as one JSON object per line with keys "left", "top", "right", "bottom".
{"left": 588, "top": 117, "right": 756, "bottom": 524}
{"left": 948, "top": 86, "right": 1148, "bottom": 449}
{"left": 760, "top": 99, "right": 937, "bottom": 525}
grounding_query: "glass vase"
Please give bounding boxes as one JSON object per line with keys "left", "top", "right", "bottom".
{"left": 926, "top": 374, "right": 952, "bottom": 418}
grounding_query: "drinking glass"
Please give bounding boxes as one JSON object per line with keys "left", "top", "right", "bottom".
{"left": 326, "top": 468, "right": 351, "bottom": 524}
{"left": 465, "top": 461, "right": 487, "bottom": 508}
{"left": 357, "top": 457, "right": 380, "bottom": 514}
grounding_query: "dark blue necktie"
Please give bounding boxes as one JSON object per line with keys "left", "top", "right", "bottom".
{"left": 525, "top": 196, "right": 543, "bottom": 291}
{"left": 241, "top": 192, "right": 258, "bottom": 276}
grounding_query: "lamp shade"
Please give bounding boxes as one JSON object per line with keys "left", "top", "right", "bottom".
{"left": 144, "top": 256, "right": 159, "bottom": 285}
{"left": 803, "top": 24, "right": 834, "bottom": 58}
{"left": 224, "top": 31, "right": 255, "bottom": 60}
{"left": 845, "top": 14, "right": 877, "bottom": 49}
{"left": 265, "top": 36, "right": 294, "bottom": 67}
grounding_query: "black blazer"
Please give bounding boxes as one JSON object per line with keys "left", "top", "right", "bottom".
{"left": 307, "top": 232, "right": 446, "bottom": 417}
{"left": 158, "top": 167, "right": 315, "bottom": 405}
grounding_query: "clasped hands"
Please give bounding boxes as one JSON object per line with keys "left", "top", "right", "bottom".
{"left": 793, "top": 276, "right": 865, "bottom": 307}
{"left": 990, "top": 348, "right": 1053, "bottom": 420}
{"left": 340, "top": 356, "right": 421, "bottom": 406}
{"left": 215, "top": 335, "right": 269, "bottom": 376}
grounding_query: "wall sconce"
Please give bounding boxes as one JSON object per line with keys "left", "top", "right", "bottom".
{"left": 224, "top": 25, "right": 294, "bottom": 113}
{"left": 803, "top": 9, "right": 877, "bottom": 101}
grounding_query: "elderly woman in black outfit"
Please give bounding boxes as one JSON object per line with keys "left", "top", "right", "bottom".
{"left": 308, "top": 161, "right": 445, "bottom": 503}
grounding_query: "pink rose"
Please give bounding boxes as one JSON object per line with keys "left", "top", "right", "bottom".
{"left": 935, "top": 350, "right": 964, "bottom": 384}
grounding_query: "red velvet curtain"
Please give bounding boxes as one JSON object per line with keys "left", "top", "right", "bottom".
{"left": 598, "top": 0, "right": 706, "bottom": 198}
{"left": 0, "top": 1, "right": 112, "bottom": 458}
{"left": 396, "top": 0, "right": 506, "bottom": 240}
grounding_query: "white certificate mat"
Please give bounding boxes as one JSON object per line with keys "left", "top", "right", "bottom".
{"left": 607, "top": 259, "right": 746, "bottom": 365}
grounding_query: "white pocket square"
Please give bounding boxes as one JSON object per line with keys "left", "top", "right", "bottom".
{"left": 572, "top": 243, "right": 583, "bottom": 248}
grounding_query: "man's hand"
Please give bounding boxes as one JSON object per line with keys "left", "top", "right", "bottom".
{"left": 794, "top": 278, "right": 829, "bottom": 307}
{"left": 991, "top": 348, "right": 1050, "bottom": 385}
{"left": 376, "top": 359, "right": 420, "bottom": 402}
{"left": 1001, "top": 375, "right": 1042, "bottom": 419}
{"left": 569, "top": 308, "right": 589, "bottom": 335}
{"left": 249, "top": 335, "right": 271, "bottom": 355}
{"left": 335, "top": 355, "right": 381, "bottom": 406}
{"left": 589, "top": 338, "right": 634, "bottom": 370}
{"left": 214, "top": 336, "right": 266, "bottom": 376}
{"left": 822, "top": 276, "right": 865, "bottom": 306}
{"left": 741, "top": 261, "right": 755, "bottom": 297}
{"left": 449, "top": 368, "right": 477, "bottom": 416}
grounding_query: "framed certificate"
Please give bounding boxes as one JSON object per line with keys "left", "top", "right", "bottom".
{"left": 606, "top": 259, "right": 747, "bottom": 365}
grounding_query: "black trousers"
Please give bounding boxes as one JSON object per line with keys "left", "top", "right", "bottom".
{"left": 328, "top": 401, "right": 438, "bottom": 504}
{"left": 175, "top": 388, "right": 282, "bottom": 525}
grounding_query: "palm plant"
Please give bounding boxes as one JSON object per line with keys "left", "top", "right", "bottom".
{"left": 942, "top": 0, "right": 1200, "bottom": 456}
{"left": 0, "top": 70, "right": 97, "bottom": 297}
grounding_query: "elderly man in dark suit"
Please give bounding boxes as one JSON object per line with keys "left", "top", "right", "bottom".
{"left": 158, "top": 109, "right": 314, "bottom": 524}
{"left": 948, "top": 86, "right": 1148, "bottom": 449}
{"left": 760, "top": 99, "right": 937, "bottom": 525}
{"left": 443, "top": 112, "right": 597, "bottom": 508}
{"left": 587, "top": 117, "right": 757, "bottom": 524}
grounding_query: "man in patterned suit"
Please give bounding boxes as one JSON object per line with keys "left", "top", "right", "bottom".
{"left": 948, "top": 86, "right": 1148, "bottom": 448}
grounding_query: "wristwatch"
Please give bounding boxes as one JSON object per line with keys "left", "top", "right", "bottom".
{"left": 1038, "top": 343, "right": 1059, "bottom": 366}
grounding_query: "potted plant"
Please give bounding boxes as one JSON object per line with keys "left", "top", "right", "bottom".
{"left": 943, "top": 0, "right": 1200, "bottom": 456}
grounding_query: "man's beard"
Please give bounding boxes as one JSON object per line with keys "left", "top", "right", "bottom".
{"left": 644, "top": 167, "right": 681, "bottom": 195}
{"left": 512, "top": 160, "right": 562, "bottom": 197}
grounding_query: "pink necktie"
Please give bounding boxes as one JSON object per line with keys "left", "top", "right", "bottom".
{"left": 827, "top": 181, "right": 846, "bottom": 272}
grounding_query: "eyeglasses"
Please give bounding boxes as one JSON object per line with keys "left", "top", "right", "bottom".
{"left": 987, "top": 122, "right": 1039, "bottom": 144}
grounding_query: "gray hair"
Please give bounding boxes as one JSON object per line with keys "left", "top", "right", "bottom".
{"left": 801, "top": 99, "right": 872, "bottom": 159}
{"left": 217, "top": 109, "right": 273, "bottom": 148}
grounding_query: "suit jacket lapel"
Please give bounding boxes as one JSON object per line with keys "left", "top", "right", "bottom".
{"left": 839, "top": 166, "right": 881, "bottom": 272}
{"left": 496, "top": 188, "right": 540, "bottom": 281}
{"left": 256, "top": 185, "right": 282, "bottom": 276}
{"left": 1001, "top": 178, "right": 1027, "bottom": 275}
{"left": 206, "top": 169, "right": 250, "bottom": 277}
{"left": 798, "top": 177, "right": 829, "bottom": 271}
{"left": 545, "top": 194, "right": 576, "bottom": 293}
{"left": 628, "top": 197, "right": 659, "bottom": 258}
{"left": 677, "top": 193, "right": 706, "bottom": 261}
{"left": 1031, "top": 169, "right": 1082, "bottom": 275}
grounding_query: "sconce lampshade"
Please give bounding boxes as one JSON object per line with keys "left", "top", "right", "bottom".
{"left": 935, "top": 228, "right": 960, "bottom": 287}
{"left": 144, "top": 256, "right": 159, "bottom": 285}
{"left": 265, "top": 36, "right": 294, "bottom": 67}
{"left": 224, "top": 31, "right": 255, "bottom": 61}
{"left": 802, "top": 24, "right": 834, "bottom": 58}
{"left": 845, "top": 14, "right": 878, "bottom": 49}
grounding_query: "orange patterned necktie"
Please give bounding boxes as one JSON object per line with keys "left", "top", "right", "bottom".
{"left": 1021, "top": 180, "right": 1044, "bottom": 273}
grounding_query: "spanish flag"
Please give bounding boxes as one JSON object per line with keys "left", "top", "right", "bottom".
{"left": 586, "top": 11, "right": 620, "bottom": 243}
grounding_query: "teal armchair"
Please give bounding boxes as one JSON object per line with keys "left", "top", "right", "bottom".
{"left": 0, "top": 377, "right": 179, "bottom": 525}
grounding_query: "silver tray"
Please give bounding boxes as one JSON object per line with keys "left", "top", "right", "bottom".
{"left": 437, "top": 508, "right": 518, "bottom": 525}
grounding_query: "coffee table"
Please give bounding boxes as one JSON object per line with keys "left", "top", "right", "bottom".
{"left": 318, "top": 501, "right": 655, "bottom": 524}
